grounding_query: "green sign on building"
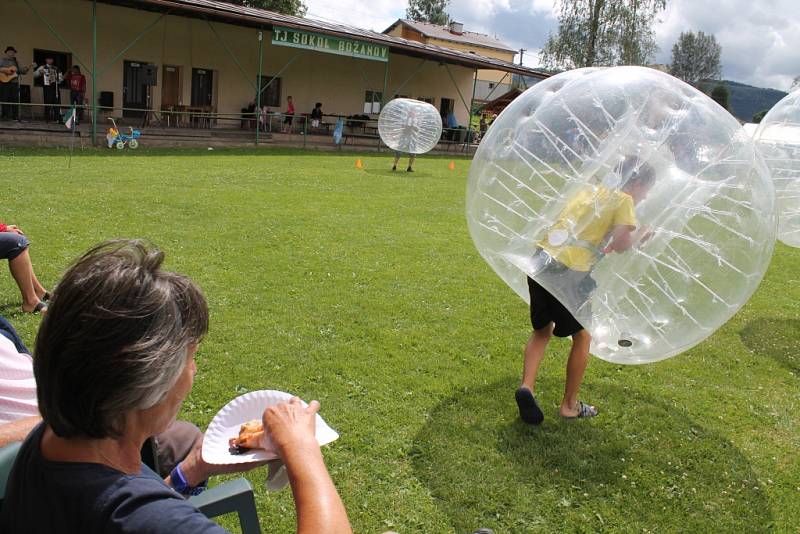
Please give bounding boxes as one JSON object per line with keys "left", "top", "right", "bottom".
{"left": 272, "top": 26, "right": 389, "bottom": 62}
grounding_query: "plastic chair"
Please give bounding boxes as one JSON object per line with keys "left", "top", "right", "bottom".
{"left": 1, "top": 440, "right": 261, "bottom": 534}
{"left": 141, "top": 438, "right": 261, "bottom": 534}
{"left": 0, "top": 441, "right": 22, "bottom": 508}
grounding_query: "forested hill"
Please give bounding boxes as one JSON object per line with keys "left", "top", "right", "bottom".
{"left": 699, "top": 80, "right": 787, "bottom": 122}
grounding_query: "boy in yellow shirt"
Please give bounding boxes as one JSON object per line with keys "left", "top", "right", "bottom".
{"left": 516, "top": 156, "right": 656, "bottom": 423}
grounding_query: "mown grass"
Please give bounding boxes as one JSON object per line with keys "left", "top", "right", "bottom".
{"left": 1, "top": 146, "right": 798, "bottom": 533}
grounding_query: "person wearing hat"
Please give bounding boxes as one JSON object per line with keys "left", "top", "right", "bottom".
{"left": 33, "top": 56, "right": 63, "bottom": 123}
{"left": 0, "top": 46, "right": 34, "bottom": 121}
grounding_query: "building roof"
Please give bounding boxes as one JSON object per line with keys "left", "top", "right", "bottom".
{"left": 479, "top": 87, "right": 523, "bottom": 114}
{"left": 95, "top": 0, "right": 547, "bottom": 78}
{"left": 383, "top": 19, "right": 516, "bottom": 54}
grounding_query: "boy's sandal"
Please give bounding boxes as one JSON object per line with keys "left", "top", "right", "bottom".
{"left": 515, "top": 387, "right": 544, "bottom": 425}
{"left": 562, "top": 401, "right": 598, "bottom": 419}
{"left": 24, "top": 301, "right": 48, "bottom": 314}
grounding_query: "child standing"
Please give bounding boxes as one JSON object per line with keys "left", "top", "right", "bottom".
{"left": 516, "top": 156, "right": 656, "bottom": 424}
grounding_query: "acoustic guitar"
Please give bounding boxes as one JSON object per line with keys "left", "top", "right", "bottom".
{"left": 0, "top": 63, "right": 37, "bottom": 83}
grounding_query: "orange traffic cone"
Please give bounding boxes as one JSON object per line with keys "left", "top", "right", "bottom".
{"left": 355, "top": 158, "right": 363, "bottom": 169}
{"left": 448, "top": 160, "right": 456, "bottom": 171}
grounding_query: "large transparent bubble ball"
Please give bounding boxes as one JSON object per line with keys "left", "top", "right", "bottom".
{"left": 754, "top": 90, "right": 800, "bottom": 247}
{"left": 466, "top": 66, "right": 776, "bottom": 364}
{"left": 378, "top": 98, "right": 443, "bottom": 154}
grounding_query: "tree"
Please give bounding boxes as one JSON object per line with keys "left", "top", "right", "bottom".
{"left": 223, "top": 0, "right": 307, "bottom": 16}
{"left": 668, "top": 31, "right": 721, "bottom": 86}
{"left": 406, "top": 0, "right": 450, "bottom": 26}
{"left": 710, "top": 83, "right": 730, "bottom": 111}
{"left": 752, "top": 109, "right": 768, "bottom": 123}
{"left": 539, "top": 0, "right": 667, "bottom": 70}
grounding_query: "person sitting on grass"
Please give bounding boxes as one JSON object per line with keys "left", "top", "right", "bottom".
{"left": 0, "top": 221, "right": 49, "bottom": 314}
{"left": 515, "top": 155, "right": 656, "bottom": 424}
{"left": 0, "top": 240, "right": 352, "bottom": 534}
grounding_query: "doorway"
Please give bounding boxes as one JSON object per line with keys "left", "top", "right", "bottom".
{"left": 123, "top": 60, "right": 149, "bottom": 118}
{"left": 439, "top": 97, "right": 454, "bottom": 117}
{"left": 191, "top": 68, "right": 213, "bottom": 107}
{"left": 161, "top": 65, "right": 181, "bottom": 109}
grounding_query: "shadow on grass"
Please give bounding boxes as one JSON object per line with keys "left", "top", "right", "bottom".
{"left": 740, "top": 318, "right": 800, "bottom": 375}
{"left": 0, "top": 302, "right": 20, "bottom": 315}
{"left": 363, "top": 168, "right": 432, "bottom": 178}
{"left": 411, "top": 377, "right": 771, "bottom": 533}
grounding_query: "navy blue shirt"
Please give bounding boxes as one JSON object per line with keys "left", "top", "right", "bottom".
{"left": 0, "top": 423, "right": 227, "bottom": 533}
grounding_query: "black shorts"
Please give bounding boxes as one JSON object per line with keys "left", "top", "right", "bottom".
{"left": 0, "top": 231, "right": 30, "bottom": 261}
{"left": 527, "top": 274, "right": 594, "bottom": 337}
{"left": 283, "top": 114, "right": 294, "bottom": 124}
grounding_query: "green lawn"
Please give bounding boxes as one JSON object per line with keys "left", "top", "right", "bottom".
{"left": 2, "top": 146, "right": 798, "bottom": 533}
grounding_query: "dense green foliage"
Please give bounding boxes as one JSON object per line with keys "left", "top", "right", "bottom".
{"left": 539, "top": 0, "right": 667, "bottom": 69}
{"left": 669, "top": 30, "right": 721, "bottom": 86}
{"left": 406, "top": 0, "right": 450, "bottom": 25}
{"left": 222, "top": 0, "right": 306, "bottom": 16}
{"left": 3, "top": 147, "right": 798, "bottom": 532}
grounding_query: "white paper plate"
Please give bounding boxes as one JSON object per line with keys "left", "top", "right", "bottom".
{"left": 202, "top": 390, "right": 339, "bottom": 465}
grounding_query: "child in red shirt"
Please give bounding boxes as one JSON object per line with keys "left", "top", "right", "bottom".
{"left": 64, "top": 65, "right": 86, "bottom": 121}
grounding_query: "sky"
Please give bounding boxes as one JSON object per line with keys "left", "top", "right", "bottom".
{"left": 303, "top": 0, "right": 800, "bottom": 92}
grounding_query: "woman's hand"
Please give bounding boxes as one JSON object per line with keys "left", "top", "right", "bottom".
{"left": 169, "top": 436, "right": 273, "bottom": 488}
{"left": 262, "top": 397, "right": 320, "bottom": 462}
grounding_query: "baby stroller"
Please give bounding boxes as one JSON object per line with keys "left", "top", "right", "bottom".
{"left": 106, "top": 118, "right": 141, "bottom": 149}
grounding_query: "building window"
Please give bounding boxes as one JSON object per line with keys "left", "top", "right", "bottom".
{"left": 488, "top": 83, "right": 495, "bottom": 89}
{"left": 418, "top": 96, "right": 434, "bottom": 104}
{"left": 32, "top": 49, "right": 71, "bottom": 87}
{"left": 257, "top": 76, "right": 281, "bottom": 108}
{"left": 364, "top": 90, "right": 382, "bottom": 114}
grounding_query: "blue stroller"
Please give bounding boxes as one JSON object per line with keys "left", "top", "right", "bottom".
{"left": 107, "top": 118, "right": 141, "bottom": 149}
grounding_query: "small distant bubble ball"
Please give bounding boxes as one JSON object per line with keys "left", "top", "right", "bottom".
{"left": 754, "top": 90, "right": 800, "bottom": 247}
{"left": 466, "top": 66, "right": 776, "bottom": 364}
{"left": 379, "top": 98, "right": 443, "bottom": 154}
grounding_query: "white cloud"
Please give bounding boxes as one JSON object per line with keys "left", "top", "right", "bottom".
{"left": 654, "top": 0, "right": 800, "bottom": 90}
{"left": 304, "top": 0, "right": 403, "bottom": 32}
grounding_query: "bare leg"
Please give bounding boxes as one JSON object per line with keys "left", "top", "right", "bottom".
{"left": 9, "top": 249, "right": 43, "bottom": 312}
{"left": 560, "top": 329, "right": 592, "bottom": 417}
{"left": 30, "top": 269, "right": 47, "bottom": 299}
{"left": 520, "top": 322, "right": 553, "bottom": 393}
{"left": 407, "top": 155, "right": 416, "bottom": 171}
{"left": 392, "top": 154, "right": 400, "bottom": 170}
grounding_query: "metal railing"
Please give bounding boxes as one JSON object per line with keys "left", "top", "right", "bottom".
{"left": 0, "top": 101, "right": 479, "bottom": 151}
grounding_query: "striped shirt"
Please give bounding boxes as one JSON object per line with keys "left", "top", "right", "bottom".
{"left": 0, "top": 334, "right": 38, "bottom": 424}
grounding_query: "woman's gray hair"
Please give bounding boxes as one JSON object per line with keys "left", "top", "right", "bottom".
{"left": 34, "top": 240, "right": 209, "bottom": 439}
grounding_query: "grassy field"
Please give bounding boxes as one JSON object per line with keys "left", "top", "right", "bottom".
{"left": 2, "top": 146, "right": 798, "bottom": 533}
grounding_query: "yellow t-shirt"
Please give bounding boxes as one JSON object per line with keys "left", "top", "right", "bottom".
{"left": 539, "top": 186, "right": 636, "bottom": 271}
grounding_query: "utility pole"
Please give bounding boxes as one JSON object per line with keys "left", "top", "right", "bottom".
{"left": 518, "top": 48, "right": 526, "bottom": 66}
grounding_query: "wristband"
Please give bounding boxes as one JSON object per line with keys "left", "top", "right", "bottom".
{"left": 169, "top": 462, "right": 208, "bottom": 496}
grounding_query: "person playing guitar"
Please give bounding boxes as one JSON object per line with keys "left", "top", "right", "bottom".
{"left": 0, "top": 46, "right": 36, "bottom": 121}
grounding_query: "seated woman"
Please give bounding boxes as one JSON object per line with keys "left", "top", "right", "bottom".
{"left": 0, "top": 222, "right": 48, "bottom": 313}
{"left": 310, "top": 102, "right": 323, "bottom": 128}
{"left": 0, "top": 240, "right": 352, "bottom": 534}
